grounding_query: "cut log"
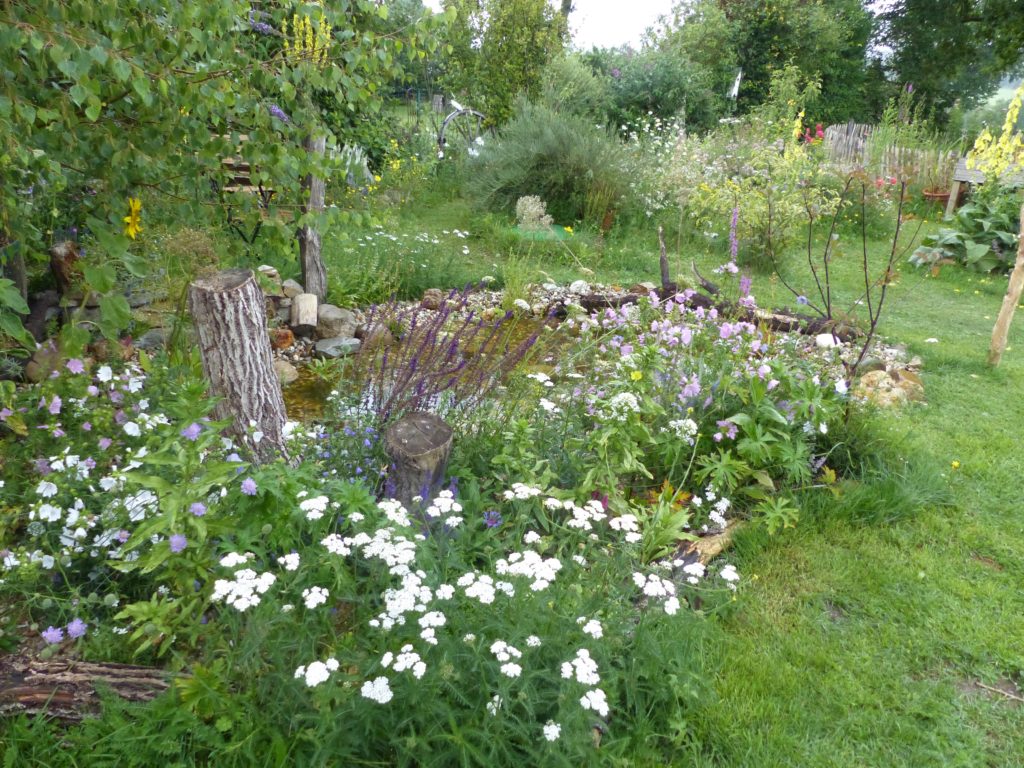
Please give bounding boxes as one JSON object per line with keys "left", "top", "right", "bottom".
{"left": 290, "top": 293, "right": 319, "bottom": 337}
{"left": 0, "top": 657, "right": 171, "bottom": 722}
{"left": 298, "top": 133, "right": 328, "bottom": 301}
{"left": 988, "top": 203, "right": 1024, "bottom": 366}
{"left": 188, "top": 269, "right": 289, "bottom": 463}
{"left": 384, "top": 412, "right": 454, "bottom": 511}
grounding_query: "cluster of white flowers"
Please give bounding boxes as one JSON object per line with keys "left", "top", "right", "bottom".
{"left": 578, "top": 617, "right": 604, "bottom": 639}
{"left": 382, "top": 644, "right": 426, "bottom": 678}
{"left": 543, "top": 720, "right": 562, "bottom": 741}
{"left": 667, "top": 418, "right": 698, "bottom": 444}
{"left": 503, "top": 483, "right": 544, "bottom": 501}
{"left": 486, "top": 694, "right": 503, "bottom": 716}
{"left": 633, "top": 571, "right": 680, "bottom": 614}
{"left": 211, "top": 568, "right": 276, "bottom": 611}
{"left": 278, "top": 552, "right": 300, "bottom": 571}
{"left": 597, "top": 391, "right": 642, "bottom": 422}
{"left": 538, "top": 397, "right": 561, "bottom": 415}
{"left": 523, "top": 530, "right": 542, "bottom": 545}
{"left": 377, "top": 499, "right": 412, "bottom": 527}
{"left": 294, "top": 657, "right": 339, "bottom": 688}
{"left": 526, "top": 635, "right": 542, "bottom": 647}
{"left": 580, "top": 687, "right": 610, "bottom": 717}
{"left": 561, "top": 648, "right": 600, "bottom": 685}
{"left": 526, "top": 371, "right": 555, "bottom": 388}
{"left": 320, "top": 533, "right": 351, "bottom": 556}
{"left": 424, "top": 490, "right": 461, "bottom": 518}
{"left": 360, "top": 676, "right": 394, "bottom": 704}
{"left": 219, "top": 551, "right": 254, "bottom": 568}
{"left": 708, "top": 496, "right": 731, "bottom": 529}
{"left": 674, "top": 560, "right": 705, "bottom": 585}
{"left": 495, "top": 550, "right": 563, "bottom": 591}
{"left": 299, "top": 495, "right": 330, "bottom": 521}
{"left": 418, "top": 610, "right": 446, "bottom": 645}
{"left": 371, "top": 568, "right": 433, "bottom": 630}
{"left": 302, "top": 585, "right": 329, "bottom": 609}
{"left": 456, "top": 571, "right": 514, "bottom": 604}
{"left": 720, "top": 563, "right": 740, "bottom": 589}
{"left": 609, "top": 514, "right": 642, "bottom": 543}
{"left": 544, "top": 497, "right": 607, "bottom": 532}
{"left": 490, "top": 640, "right": 523, "bottom": 678}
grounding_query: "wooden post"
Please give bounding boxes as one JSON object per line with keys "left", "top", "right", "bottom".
{"left": 188, "top": 269, "right": 289, "bottom": 462}
{"left": 298, "top": 133, "right": 327, "bottom": 301}
{"left": 944, "top": 180, "right": 962, "bottom": 218}
{"left": 988, "top": 203, "right": 1024, "bottom": 366}
{"left": 384, "top": 412, "right": 453, "bottom": 510}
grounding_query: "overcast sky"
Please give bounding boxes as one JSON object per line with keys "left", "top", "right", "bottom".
{"left": 419, "top": 0, "right": 676, "bottom": 50}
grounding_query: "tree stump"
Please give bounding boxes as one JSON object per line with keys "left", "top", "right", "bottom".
{"left": 0, "top": 657, "right": 171, "bottom": 722}
{"left": 384, "top": 412, "right": 453, "bottom": 510}
{"left": 290, "top": 293, "right": 318, "bottom": 337}
{"left": 188, "top": 269, "right": 289, "bottom": 463}
{"left": 299, "top": 133, "right": 328, "bottom": 301}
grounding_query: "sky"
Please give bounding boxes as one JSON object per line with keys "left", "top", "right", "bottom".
{"left": 419, "top": 0, "right": 677, "bottom": 50}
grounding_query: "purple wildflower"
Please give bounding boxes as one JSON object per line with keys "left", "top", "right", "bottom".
{"left": 116, "top": 530, "right": 131, "bottom": 543}
{"left": 48, "top": 395, "right": 62, "bottom": 415}
{"left": 34, "top": 458, "right": 52, "bottom": 475}
{"left": 0, "top": 407, "right": 11, "bottom": 421}
{"left": 739, "top": 274, "right": 752, "bottom": 298}
{"left": 248, "top": 9, "right": 275, "bottom": 35}
{"left": 169, "top": 534, "right": 187, "bottom": 553}
{"left": 82, "top": 421, "right": 92, "bottom": 431}
{"left": 729, "top": 206, "right": 739, "bottom": 262}
{"left": 267, "top": 104, "right": 290, "bottom": 123}
{"left": 66, "top": 358, "right": 85, "bottom": 374}
{"left": 483, "top": 510, "right": 503, "bottom": 528}
{"left": 86, "top": 385, "right": 99, "bottom": 396}
{"left": 41, "top": 626, "right": 64, "bottom": 644}
{"left": 66, "top": 618, "right": 88, "bottom": 638}
{"left": 180, "top": 422, "right": 202, "bottom": 441}
{"left": 241, "top": 477, "right": 258, "bottom": 496}
{"left": 796, "top": 295, "right": 809, "bottom": 306}
{"left": 98, "top": 437, "right": 112, "bottom": 450}
{"left": 716, "top": 419, "right": 738, "bottom": 440}
{"left": 611, "top": 67, "right": 621, "bottom": 79}
{"left": 190, "top": 502, "right": 207, "bottom": 517}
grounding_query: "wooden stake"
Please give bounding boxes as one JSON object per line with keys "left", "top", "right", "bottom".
{"left": 988, "top": 203, "right": 1024, "bottom": 366}
{"left": 298, "top": 133, "right": 327, "bottom": 301}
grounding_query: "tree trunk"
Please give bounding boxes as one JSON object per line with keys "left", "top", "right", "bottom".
{"left": 0, "top": 657, "right": 170, "bottom": 722}
{"left": 188, "top": 269, "right": 289, "bottom": 462}
{"left": 384, "top": 412, "right": 453, "bottom": 510}
{"left": 988, "top": 203, "right": 1024, "bottom": 367}
{"left": 299, "top": 134, "right": 327, "bottom": 301}
{"left": 0, "top": 231, "right": 28, "bottom": 302}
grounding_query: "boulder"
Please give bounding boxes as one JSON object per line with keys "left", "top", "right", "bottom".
{"left": 316, "top": 304, "right": 358, "bottom": 340}
{"left": 815, "top": 332, "right": 841, "bottom": 349}
{"left": 314, "top": 337, "right": 361, "bottom": 359}
{"left": 273, "top": 359, "right": 299, "bottom": 385}
{"left": 134, "top": 328, "right": 168, "bottom": 352}
{"left": 421, "top": 288, "right": 444, "bottom": 310}
{"left": 282, "top": 279, "right": 305, "bottom": 299}
{"left": 270, "top": 327, "right": 295, "bottom": 351}
{"left": 568, "top": 280, "right": 590, "bottom": 295}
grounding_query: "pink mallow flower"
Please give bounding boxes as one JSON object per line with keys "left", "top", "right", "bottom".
{"left": 66, "top": 358, "right": 85, "bottom": 374}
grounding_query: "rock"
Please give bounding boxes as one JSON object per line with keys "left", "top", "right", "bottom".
{"left": 278, "top": 297, "right": 292, "bottom": 308}
{"left": 276, "top": 306, "right": 291, "bottom": 323}
{"left": 273, "top": 359, "right": 299, "bottom": 385}
{"left": 314, "top": 337, "right": 361, "bottom": 359}
{"left": 421, "top": 288, "right": 444, "bottom": 310}
{"left": 282, "top": 279, "right": 305, "bottom": 299}
{"left": 906, "top": 355, "right": 923, "bottom": 370}
{"left": 481, "top": 307, "right": 498, "bottom": 322}
{"left": 270, "top": 327, "right": 295, "bottom": 351}
{"left": 854, "top": 369, "right": 916, "bottom": 408}
{"left": 893, "top": 369, "right": 925, "bottom": 401}
{"left": 316, "top": 304, "right": 358, "bottom": 340}
{"left": 857, "top": 357, "right": 887, "bottom": 374}
{"left": 126, "top": 289, "right": 165, "bottom": 308}
{"left": 88, "top": 338, "right": 133, "bottom": 363}
{"left": 257, "top": 265, "right": 283, "bottom": 296}
{"left": 355, "top": 322, "right": 394, "bottom": 350}
{"left": 628, "top": 282, "right": 657, "bottom": 295}
{"left": 815, "top": 332, "right": 842, "bottom": 349}
{"left": 568, "top": 280, "right": 590, "bottom": 295}
{"left": 135, "top": 328, "right": 168, "bottom": 352}
{"left": 24, "top": 343, "right": 62, "bottom": 383}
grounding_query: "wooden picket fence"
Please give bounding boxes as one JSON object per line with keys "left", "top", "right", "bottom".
{"left": 822, "top": 121, "right": 959, "bottom": 183}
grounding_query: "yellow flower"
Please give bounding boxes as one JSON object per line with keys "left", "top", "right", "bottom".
{"left": 630, "top": 370, "right": 642, "bottom": 381}
{"left": 563, "top": 226, "right": 573, "bottom": 234}
{"left": 123, "top": 197, "right": 142, "bottom": 239}
{"left": 951, "top": 460, "right": 960, "bottom": 470}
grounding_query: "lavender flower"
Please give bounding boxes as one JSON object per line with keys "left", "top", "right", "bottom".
{"left": 739, "top": 274, "right": 752, "bottom": 298}
{"left": 48, "top": 395, "right": 62, "bottom": 415}
{"left": 729, "top": 206, "right": 739, "bottom": 262}
{"left": 180, "top": 422, "right": 202, "bottom": 441}
{"left": 66, "top": 618, "right": 88, "bottom": 638}
{"left": 66, "top": 358, "right": 85, "bottom": 374}
{"left": 241, "top": 477, "right": 258, "bottom": 496}
{"left": 267, "top": 104, "right": 290, "bottom": 123}
{"left": 248, "top": 9, "right": 275, "bottom": 35}
{"left": 190, "top": 502, "right": 207, "bottom": 517}
{"left": 41, "top": 626, "right": 64, "bottom": 644}
{"left": 169, "top": 534, "right": 187, "bottom": 553}
{"left": 796, "top": 295, "right": 809, "bottom": 306}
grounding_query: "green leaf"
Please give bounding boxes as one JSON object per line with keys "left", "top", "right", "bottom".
{"left": 964, "top": 240, "right": 990, "bottom": 264}
{"left": 0, "top": 311, "right": 34, "bottom": 349}
{"left": 82, "top": 263, "right": 118, "bottom": 294}
{"left": 0, "top": 278, "right": 29, "bottom": 314}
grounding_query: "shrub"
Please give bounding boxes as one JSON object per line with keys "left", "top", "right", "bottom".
{"left": 467, "top": 100, "right": 627, "bottom": 227}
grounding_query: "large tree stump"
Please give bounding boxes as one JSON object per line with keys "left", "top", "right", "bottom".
{"left": 988, "top": 203, "right": 1024, "bottom": 366}
{"left": 0, "top": 657, "right": 171, "bottom": 722}
{"left": 189, "top": 269, "right": 289, "bottom": 463}
{"left": 384, "top": 412, "right": 453, "bottom": 510}
{"left": 298, "top": 134, "right": 327, "bottom": 301}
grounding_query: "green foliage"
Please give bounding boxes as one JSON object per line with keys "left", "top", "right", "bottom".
{"left": 910, "top": 187, "right": 1022, "bottom": 272}
{"left": 467, "top": 100, "right": 627, "bottom": 226}
{"left": 441, "top": 0, "right": 566, "bottom": 125}
{"left": 539, "top": 54, "right": 612, "bottom": 122}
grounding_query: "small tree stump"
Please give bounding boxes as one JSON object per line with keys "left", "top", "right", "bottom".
{"left": 299, "top": 133, "right": 328, "bottom": 301}
{"left": 0, "top": 657, "right": 171, "bottom": 722}
{"left": 384, "top": 412, "right": 453, "bottom": 510}
{"left": 189, "top": 269, "right": 289, "bottom": 463}
{"left": 290, "top": 293, "right": 318, "bottom": 337}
